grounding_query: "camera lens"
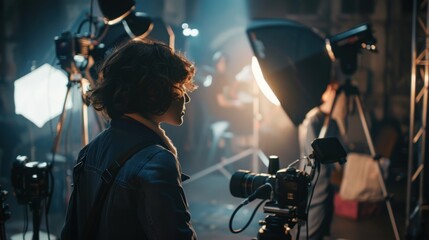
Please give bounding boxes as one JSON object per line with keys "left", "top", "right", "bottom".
{"left": 229, "top": 170, "right": 272, "bottom": 199}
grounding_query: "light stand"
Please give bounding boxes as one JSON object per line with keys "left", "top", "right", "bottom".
{"left": 10, "top": 156, "right": 53, "bottom": 240}
{"left": 184, "top": 76, "right": 269, "bottom": 185}
{"left": 51, "top": 72, "right": 103, "bottom": 155}
{"left": 319, "top": 75, "right": 400, "bottom": 240}
{"left": 0, "top": 185, "right": 11, "bottom": 240}
{"left": 29, "top": 199, "right": 42, "bottom": 240}
{"left": 49, "top": 67, "right": 106, "bottom": 211}
{"left": 315, "top": 23, "right": 402, "bottom": 239}
{"left": 11, "top": 197, "right": 48, "bottom": 240}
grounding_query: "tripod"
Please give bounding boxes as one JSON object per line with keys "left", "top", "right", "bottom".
{"left": 24, "top": 71, "right": 104, "bottom": 240}
{"left": 319, "top": 77, "right": 400, "bottom": 240}
{"left": 51, "top": 73, "right": 104, "bottom": 155}
{"left": 184, "top": 77, "right": 269, "bottom": 185}
{"left": 52, "top": 75, "right": 90, "bottom": 154}
{"left": 51, "top": 70, "right": 106, "bottom": 200}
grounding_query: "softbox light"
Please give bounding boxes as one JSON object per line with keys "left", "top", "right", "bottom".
{"left": 247, "top": 19, "right": 332, "bottom": 126}
{"left": 14, "top": 64, "right": 72, "bottom": 128}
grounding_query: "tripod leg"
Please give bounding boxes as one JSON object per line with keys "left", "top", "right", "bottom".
{"left": 51, "top": 83, "right": 73, "bottom": 155}
{"left": 353, "top": 95, "right": 400, "bottom": 240}
{"left": 81, "top": 98, "right": 89, "bottom": 146}
{"left": 184, "top": 148, "right": 254, "bottom": 185}
{"left": 80, "top": 79, "right": 91, "bottom": 146}
{"left": 353, "top": 96, "right": 376, "bottom": 155}
{"left": 93, "top": 109, "right": 106, "bottom": 132}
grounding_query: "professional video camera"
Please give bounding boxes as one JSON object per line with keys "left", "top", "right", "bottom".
{"left": 54, "top": 31, "right": 106, "bottom": 72}
{"left": 11, "top": 155, "right": 51, "bottom": 205}
{"left": 229, "top": 137, "right": 347, "bottom": 240}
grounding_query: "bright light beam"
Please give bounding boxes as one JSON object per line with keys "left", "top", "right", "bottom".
{"left": 251, "top": 56, "right": 280, "bottom": 106}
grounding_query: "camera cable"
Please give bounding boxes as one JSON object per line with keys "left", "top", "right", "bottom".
{"left": 302, "top": 160, "right": 321, "bottom": 240}
{"left": 229, "top": 183, "right": 272, "bottom": 233}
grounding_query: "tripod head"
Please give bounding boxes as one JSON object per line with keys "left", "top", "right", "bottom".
{"left": 326, "top": 23, "right": 377, "bottom": 77}
{"left": 257, "top": 213, "right": 295, "bottom": 240}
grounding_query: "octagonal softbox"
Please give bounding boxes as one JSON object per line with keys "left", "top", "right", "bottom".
{"left": 247, "top": 19, "right": 331, "bottom": 126}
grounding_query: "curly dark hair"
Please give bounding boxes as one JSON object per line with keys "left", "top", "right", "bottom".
{"left": 89, "top": 38, "right": 197, "bottom": 119}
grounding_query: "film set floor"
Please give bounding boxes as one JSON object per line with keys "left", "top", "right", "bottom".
{"left": 0, "top": 146, "right": 428, "bottom": 240}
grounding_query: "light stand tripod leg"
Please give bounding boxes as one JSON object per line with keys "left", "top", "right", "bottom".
{"left": 218, "top": 160, "right": 232, "bottom": 179}
{"left": 184, "top": 148, "right": 255, "bottom": 185}
{"left": 80, "top": 82, "right": 89, "bottom": 146}
{"left": 354, "top": 96, "right": 376, "bottom": 155}
{"left": 353, "top": 95, "right": 400, "bottom": 240}
{"left": 93, "top": 110, "right": 106, "bottom": 133}
{"left": 317, "top": 84, "right": 400, "bottom": 239}
{"left": 81, "top": 99, "right": 89, "bottom": 146}
{"left": 256, "top": 150, "right": 270, "bottom": 167}
{"left": 184, "top": 79, "right": 269, "bottom": 185}
{"left": 51, "top": 83, "right": 73, "bottom": 155}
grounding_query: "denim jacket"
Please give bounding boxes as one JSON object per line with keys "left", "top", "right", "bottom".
{"left": 61, "top": 117, "right": 196, "bottom": 240}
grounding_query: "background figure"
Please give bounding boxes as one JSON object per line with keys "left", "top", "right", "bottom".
{"left": 296, "top": 80, "right": 346, "bottom": 240}
{"left": 193, "top": 51, "right": 253, "bottom": 167}
{"left": 206, "top": 52, "right": 246, "bottom": 122}
{"left": 209, "top": 51, "right": 253, "bottom": 138}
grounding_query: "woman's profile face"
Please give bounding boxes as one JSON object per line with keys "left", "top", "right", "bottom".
{"left": 161, "top": 91, "right": 191, "bottom": 126}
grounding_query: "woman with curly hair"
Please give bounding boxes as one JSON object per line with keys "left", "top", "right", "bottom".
{"left": 62, "top": 38, "right": 197, "bottom": 240}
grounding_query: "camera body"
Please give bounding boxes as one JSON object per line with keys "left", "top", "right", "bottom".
{"left": 11, "top": 156, "right": 51, "bottom": 204}
{"left": 54, "top": 31, "right": 105, "bottom": 71}
{"left": 275, "top": 167, "right": 309, "bottom": 208}
{"left": 55, "top": 31, "right": 89, "bottom": 69}
{"left": 230, "top": 166, "right": 310, "bottom": 220}
{"left": 230, "top": 137, "right": 347, "bottom": 222}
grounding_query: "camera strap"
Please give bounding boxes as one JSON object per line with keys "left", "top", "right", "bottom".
{"left": 82, "top": 141, "right": 155, "bottom": 240}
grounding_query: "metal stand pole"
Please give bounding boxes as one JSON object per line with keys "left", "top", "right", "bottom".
{"left": 353, "top": 94, "right": 400, "bottom": 240}
{"left": 51, "top": 75, "right": 101, "bottom": 159}
{"left": 45, "top": 75, "right": 104, "bottom": 238}
{"left": 406, "top": 0, "right": 429, "bottom": 237}
{"left": 29, "top": 200, "right": 41, "bottom": 240}
{"left": 319, "top": 80, "right": 400, "bottom": 240}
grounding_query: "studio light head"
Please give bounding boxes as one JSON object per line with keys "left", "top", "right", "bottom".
{"left": 98, "top": 0, "right": 152, "bottom": 38}
{"left": 11, "top": 156, "right": 51, "bottom": 205}
{"left": 247, "top": 19, "right": 332, "bottom": 126}
{"left": 98, "top": 0, "right": 135, "bottom": 25}
{"left": 325, "top": 24, "right": 377, "bottom": 75}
